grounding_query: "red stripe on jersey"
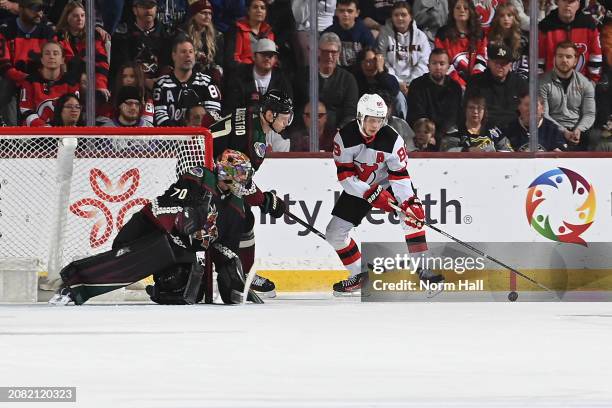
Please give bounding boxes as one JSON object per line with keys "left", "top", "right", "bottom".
{"left": 388, "top": 173, "right": 410, "bottom": 181}
{"left": 334, "top": 161, "right": 355, "bottom": 169}
{"left": 337, "top": 171, "right": 355, "bottom": 181}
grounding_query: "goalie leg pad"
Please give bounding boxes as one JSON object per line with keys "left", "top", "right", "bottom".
{"left": 60, "top": 232, "right": 177, "bottom": 305}
{"left": 147, "top": 258, "right": 205, "bottom": 305}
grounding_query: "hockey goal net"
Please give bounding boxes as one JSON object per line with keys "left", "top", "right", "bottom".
{"left": 0, "top": 127, "right": 213, "bottom": 300}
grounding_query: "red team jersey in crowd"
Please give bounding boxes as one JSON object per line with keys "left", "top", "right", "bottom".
{"left": 435, "top": 26, "right": 488, "bottom": 89}
{"left": 333, "top": 120, "right": 414, "bottom": 205}
{"left": 538, "top": 12, "right": 602, "bottom": 82}
{"left": 57, "top": 31, "right": 110, "bottom": 91}
{"left": 0, "top": 19, "right": 56, "bottom": 85}
{"left": 19, "top": 71, "right": 80, "bottom": 126}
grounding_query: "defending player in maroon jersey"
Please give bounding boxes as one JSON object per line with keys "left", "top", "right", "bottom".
{"left": 326, "top": 93, "right": 444, "bottom": 295}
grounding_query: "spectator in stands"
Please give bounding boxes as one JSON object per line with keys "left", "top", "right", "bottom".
{"left": 441, "top": 93, "right": 512, "bottom": 152}
{"left": 153, "top": 37, "right": 222, "bottom": 127}
{"left": 223, "top": 38, "right": 292, "bottom": 114}
{"left": 318, "top": 32, "right": 359, "bottom": 130}
{"left": 593, "top": 22, "right": 612, "bottom": 151}
{"left": 50, "top": 92, "right": 84, "bottom": 126}
{"left": 410, "top": 118, "right": 438, "bottom": 151}
{"left": 407, "top": 48, "right": 462, "bottom": 142}
{"left": 539, "top": 40, "right": 596, "bottom": 151}
{"left": 111, "top": 0, "right": 173, "bottom": 90}
{"left": 291, "top": 0, "right": 337, "bottom": 66}
{"left": 287, "top": 100, "right": 335, "bottom": 152}
{"left": 435, "top": 0, "right": 487, "bottom": 90}
{"left": 323, "top": 0, "right": 375, "bottom": 68}
{"left": 224, "top": 0, "right": 274, "bottom": 73}
{"left": 100, "top": 85, "right": 153, "bottom": 127}
{"left": 102, "top": 62, "right": 154, "bottom": 126}
{"left": 376, "top": 2, "right": 430, "bottom": 98}
{"left": 183, "top": 101, "right": 207, "bottom": 126}
{"left": 504, "top": 91, "right": 567, "bottom": 151}
{"left": 538, "top": 0, "right": 603, "bottom": 82}
{"left": 56, "top": 1, "right": 111, "bottom": 101}
{"left": 487, "top": 3, "right": 528, "bottom": 79}
{"left": 0, "top": 0, "right": 55, "bottom": 125}
{"left": 47, "top": 0, "right": 105, "bottom": 27}
{"left": 179, "top": 0, "right": 224, "bottom": 86}
{"left": 351, "top": 46, "right": 405, "bottom": 118}
{"left": 20, "top": 41, "right": 81, "bottom": 126}
{"left": 209, "top": 0, "right": 246, "bottom": 33}
{"left": 466, "top": 43, "right": 528, "bottom": 130}
{"left": 413, "top": 0, "right": 448, "bottom": 47}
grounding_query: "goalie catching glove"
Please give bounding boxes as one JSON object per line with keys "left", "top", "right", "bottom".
{"left": 399, "top": 196, "right": 425, "bottom": 229}
{"left": 363, "top": 184, "right": 395, "bottom": 212}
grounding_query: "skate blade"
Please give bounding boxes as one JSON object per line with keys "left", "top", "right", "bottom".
{"left": 425, "top": 285, "right": 444, "bottom": 299}
{"left": 252, "top": 289, "right": 276, "bottom": 299}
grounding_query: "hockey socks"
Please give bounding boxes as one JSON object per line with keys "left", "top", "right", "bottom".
{"left": 335, "top": 239, "right": 361, "bottom": 277}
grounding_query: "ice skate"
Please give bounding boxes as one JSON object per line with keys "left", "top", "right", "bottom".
{"left": 333, "top": 272, "right": 368, "bottom": 297}
{"left": 417, "top": 268, "right": 445, "bottom": 298}
{"left": 250, "top": 274, "right": 276, "bottom": 298}
{"left": 48, "top": 287, "right": 74, "bottom": 306}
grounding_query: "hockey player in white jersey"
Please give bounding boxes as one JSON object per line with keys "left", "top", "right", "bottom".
{"left": 326, "top": 93, "right": 444, "bottom": 295}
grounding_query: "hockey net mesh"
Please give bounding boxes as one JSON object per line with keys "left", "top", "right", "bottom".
{"left": 0, "top": 128, "right": 212, "bottom": 283}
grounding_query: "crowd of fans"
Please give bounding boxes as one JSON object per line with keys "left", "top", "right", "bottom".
{"left": 0, "top": 0, "right": 610, "bottom": 152}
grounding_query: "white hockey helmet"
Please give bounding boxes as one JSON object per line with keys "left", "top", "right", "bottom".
{"left": 356, "top": 93, "right": 388, "bottom": 138}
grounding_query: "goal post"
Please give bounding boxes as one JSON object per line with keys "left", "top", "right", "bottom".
{"left": 0, "top": 127, "right": 213, "bottom": 301}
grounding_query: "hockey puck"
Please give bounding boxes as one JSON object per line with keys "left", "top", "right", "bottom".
{"left": 508, "top": 291, "right": 518, "bottom": 302}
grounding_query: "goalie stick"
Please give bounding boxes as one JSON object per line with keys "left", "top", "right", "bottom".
{"left": 388, "top": 201, "right": 558, "bottom": 296}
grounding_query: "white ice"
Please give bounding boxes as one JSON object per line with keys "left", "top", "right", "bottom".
{"left": 1, "top": 294, "right": 612, "bottom": 408}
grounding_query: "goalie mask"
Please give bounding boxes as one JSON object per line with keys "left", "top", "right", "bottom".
{"left": 357, "top": 93, "right": 388, "bottom": 142}
{"left": 215, "top": 149, "right": 254, "bottom": 197}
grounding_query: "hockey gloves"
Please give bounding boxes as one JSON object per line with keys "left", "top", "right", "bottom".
{"left": 399, "top": 196, "right": 425, "bottom": 229}
{"left": 363, "top": 184, "right": 395, "bottom": 212}
{"left": 260, "top": 191, "right": 285, "bottom": 218}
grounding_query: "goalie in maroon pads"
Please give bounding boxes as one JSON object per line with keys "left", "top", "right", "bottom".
{"left": 326, "top": 93, "right": 444, "bottom": 296}
{"left": 50, "top": 150, "right": 258, "bottom": 306}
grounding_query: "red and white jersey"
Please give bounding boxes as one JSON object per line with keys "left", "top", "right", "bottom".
{"left": 333, "top": 120, "right": 414, "bottom": 204}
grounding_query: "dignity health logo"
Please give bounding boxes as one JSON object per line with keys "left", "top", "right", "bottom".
{"left": 525, "top": 167, "right": 596, "bottom": 246}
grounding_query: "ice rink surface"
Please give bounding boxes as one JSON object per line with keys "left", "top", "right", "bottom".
{"left": 1, "top": 293, "right": 612, "bottom": 408}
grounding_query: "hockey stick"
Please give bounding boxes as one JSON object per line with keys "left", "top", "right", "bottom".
{"left": 285, "top": 210, "right": 327, "bottom": 240}
{"left": 388, "top": 202, "right": 557, "bottom": 295}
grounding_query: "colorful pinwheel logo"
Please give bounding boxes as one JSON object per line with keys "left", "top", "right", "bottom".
{"left": 525, "top": 167, "right": 596, "bottom": 246}
{"left": 70, "top": 168, "right": 149, "bottom": 248}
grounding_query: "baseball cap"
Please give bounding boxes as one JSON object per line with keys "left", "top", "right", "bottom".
{"left": 487, "top": 43, "right": 514, "bottom": 63}
{"left": 253, "top": 38, "right": 278, "bottom": 54}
